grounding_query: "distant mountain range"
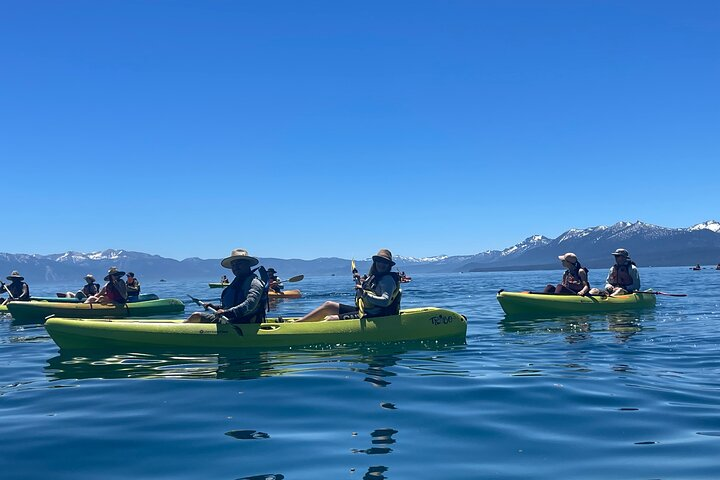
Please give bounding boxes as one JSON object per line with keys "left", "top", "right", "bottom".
{"left": 1, "top": 220, "right": 719, "bottom": 283}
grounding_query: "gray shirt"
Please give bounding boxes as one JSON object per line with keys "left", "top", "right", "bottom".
{"left": 605, "top": 264, "right": 641, "bottom": 292}
{"left": 361, "top": 275, "right": 398, "bottom": 315}
{"left": 221, "top": 275, "right": 265, "bottom": 320}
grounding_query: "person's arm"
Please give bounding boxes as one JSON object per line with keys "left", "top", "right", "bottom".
{"left": 604, "top": 267, "right": 614, "bottom": 290}
{"left": 363, "top": 277, "right": 396, "bottom": 307}
{"left": 630, "top": 267, "right": 641, "bottom": 292}
{"left": 115, "top": 279, "right": 128, "bottom": 301}
{"left": 221, "top": 279, "right": 264, "bottom": 319}
{"left": 21, "top": 284, "right": 29, "bottom": 300}
{"left": 577, "top": 270, "right": 590, "bottom": 296}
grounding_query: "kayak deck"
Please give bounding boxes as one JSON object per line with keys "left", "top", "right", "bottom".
{"left": 45, "top": 307, "right": 467, "bottom": 350}
{"left": 497, "top": 290, "right": 657, "bottom": 316}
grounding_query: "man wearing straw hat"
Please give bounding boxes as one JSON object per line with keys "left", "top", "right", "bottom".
{"left": 1, "top": 271, "right": 31, "bottom": 305}
{"left": 186, "top": 248, "right": 267, "bottom": 324}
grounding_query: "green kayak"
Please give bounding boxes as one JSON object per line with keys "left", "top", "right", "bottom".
{"left": 32, "top": 293, "right": 159, "bottom": 303}
{"left": 44, "top": 307, "right": 467, "bottom": 350}
{"left": 497, "top": 290, "right": 657, "bottom": 316}
{"left": 7, "top": 298, "right": 185, "bottom": 322}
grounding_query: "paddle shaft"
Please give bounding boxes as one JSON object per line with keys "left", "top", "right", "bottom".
{"left": 187, "top": 295, "right": 230, "bottom": 319}
{"left": 1, "top": 282, "right": 16, "bottom": 300}
{"left": 634, "top": 291, "right": 687, "bottom": 297}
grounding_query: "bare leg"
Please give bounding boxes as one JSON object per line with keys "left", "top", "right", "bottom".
{"left": 185, "top": 313, "right": 205, "bottom": 323}
{"left": 297, "top": 301, "right": 341, "bottom": 322}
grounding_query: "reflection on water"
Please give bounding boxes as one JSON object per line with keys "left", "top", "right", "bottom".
{"left": 236, "top": 475, "right": 284, "bottom": 480}
{"left": 500, "top": 311, "right": 648, "bottom": 343}
{"left": 352, "top": 428, "right": 398, "bottom": 455}
{"left": 44, "top": 342, "right": 468, "bottom": 382}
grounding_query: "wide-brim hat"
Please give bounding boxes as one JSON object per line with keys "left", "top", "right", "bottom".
{"left": 221, "top": 248, "right": 259, "bottom": 268}
{"left": 6, "top": 271, "right": 24, "bottom": 281}
{"left": 84, "top": 274, "right": 96, "bottom": 281}
{"left": 611, "top": 248, "right": 630, "bottom": 258}
{"left": 558, "top": 252, "right": 578, "bottom": 263}
{"left": 104, "top": 267, "right": 126, "bottom": 281}
{"left": 266, "top": 268, "right": 277, "bottom": 274}
{"left": 372, "top": 248, "right": 396, "bottom": 266}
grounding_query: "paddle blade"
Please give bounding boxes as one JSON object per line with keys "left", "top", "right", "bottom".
{"left": 351, "top": 259, "right": 356, "bottom": 272}
{"left": 286, "top": 274, "right": 304, "bottom": 283}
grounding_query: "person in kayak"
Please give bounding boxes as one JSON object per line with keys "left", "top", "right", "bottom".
{"left": 220, "top": 274, "right": 229, "bottom": 284}
{"left": 542, "top": 253, "right": 590, "bottom": 296}
{"left": 66, "top": 274, "right": 101, "bottom": 300}
{"left": 1, "top": 271, "right": 31, "bottom": 305}
{"left": 267, "top": 268, "right": 283, "bottom": 293}
{"left": 186, "top": 248, "right": 268, "bottom": 324}
{"left": 297, "top": 249, "right": 401, "bottom": 322}
{"left": 126, "top": 272, "right": 141, "bottom": 300}
{"left": 86, "top": 267, "right": 129, "bottom": 304}
{"left": 604, "top": 248, "right": 641, "bottom": 296}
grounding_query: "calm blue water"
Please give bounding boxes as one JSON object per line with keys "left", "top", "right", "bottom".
{"left": 2, "top": 267, "right": 720, "bottom": 479}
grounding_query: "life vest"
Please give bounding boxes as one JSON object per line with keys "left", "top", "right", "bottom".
{"left": 608, "top": 262, "right": 635, "bottom": 288}
{"left": 221, "top": 273, "right": 268, "bottom": 324}
{"left": 356, "top": 272, "right": 402, "bottom": 318}
{"left": 82, "top": 282, "right": 101, "bottom": 296}
{"left": 105, "top": 281, "right": 127, "bottom": 304}
{"left": 269, "top": 275, "right": 283, "bottom": 293}
{"left": 561, "top": 264, "right": 588, "bottom": 293}
{"left": 6, "top": 281, "right": 30, "bottom": 301}
{"left": 126, "top": 277, "right": 141, "bottom": 295}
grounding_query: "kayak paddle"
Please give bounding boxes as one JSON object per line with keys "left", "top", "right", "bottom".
{"left": 187, "top": 295, "right": 230, "bottom": 320}
{"left": 634, "top": 291, "right": 687, "bottom": 297}
{"left": 282, "top": 274, "right": 304, "bottom": 283}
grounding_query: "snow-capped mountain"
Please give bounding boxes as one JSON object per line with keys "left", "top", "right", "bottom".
{"left": 1, "top": 220, "right": 718, "bottom": 282}
{"left": 690, "top": 220, "right": 720, "bottom": 233}
{"left": 463, "top": 220, "right": 720, "bottom": 271}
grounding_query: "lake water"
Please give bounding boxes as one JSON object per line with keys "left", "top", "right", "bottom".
{"left": 2, "top": 267, "right": 720, "bottom": 479}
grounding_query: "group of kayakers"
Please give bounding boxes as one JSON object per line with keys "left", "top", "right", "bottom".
{"left": 544, "top": 248, "right": 641, "bottom": 297}
{"left": 1, "top": 269, "right": 142, "bottom": 306}
{"left": 187, "top": 247, "right": 402, "bottom": 324}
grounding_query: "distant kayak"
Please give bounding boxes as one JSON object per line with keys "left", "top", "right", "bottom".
{"left": 7, "top": 298, "right": 185, "bottom": 322}
{"left": 44, "top": 307, "right": 468, "bottom": 351}
{"left": 42, "top": 293, "right": 159, "bottom": 303}
{"left": 400, "top": 277, "right": 412, "bottom": 283}
{"left": 208, "top": 282, "right": 230, "bottom": 288}
{"left": 497, "top": 290, "right": 657, "bottom": 316}
{"left": 268, "top": 289, "right": 302, "bottom": 299}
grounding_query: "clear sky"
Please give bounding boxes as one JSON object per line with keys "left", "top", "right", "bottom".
{"left": 2, "top": 1, "right": 718, "bottom": 260}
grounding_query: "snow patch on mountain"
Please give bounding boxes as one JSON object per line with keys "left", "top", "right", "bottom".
{"left": 501, "top": 235, "right": 551, "bottom": 256}
{"left": 394, "top": 255, "right": 450, "bottom": 263}
{"left": 690, "top": 220, "right": 720, "bottom": 233}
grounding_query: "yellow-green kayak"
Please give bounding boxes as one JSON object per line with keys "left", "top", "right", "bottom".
{"left": 45, "top": 307, "right": 467, "bottom": 350}
{"left": 497, "top": 290, "right": 657, "bottom": 316}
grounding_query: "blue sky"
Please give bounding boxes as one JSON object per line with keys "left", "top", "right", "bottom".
{"left": 2, "top": 1, "right": 718, "bottom": 260}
